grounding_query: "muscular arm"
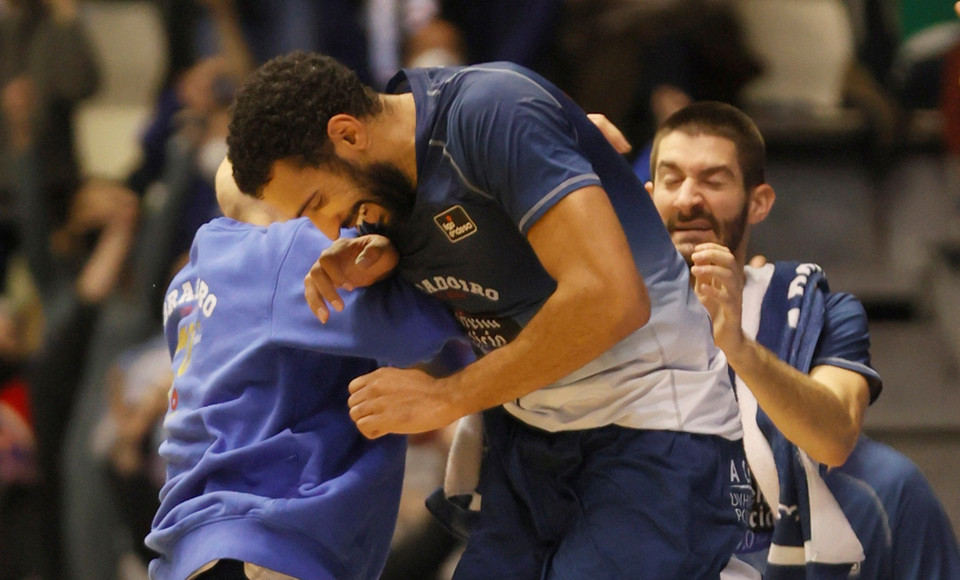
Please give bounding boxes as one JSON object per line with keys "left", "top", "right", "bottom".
{"left": 348, "top": 185, "right": 650, "bottom": 436}
{"left": 450, "top": 185, "right": 649, "bottom": 406}
{"left": 724, "top": 340, "right": 869, "bottom": 466}
{"left": 691, "top": 243, "right": 870, "bottom": 466}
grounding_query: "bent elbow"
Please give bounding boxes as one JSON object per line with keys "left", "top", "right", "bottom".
{"left": 632, "top": 290, "right": 652, "bottom": 329}
{"left": 818, "top": 450, "right": 849, "bottom": 469}
{"left": 814, "top": 431, "right": 859, "bottom": 468}
{"left": 835, "top": 431, "right": 860, "bottom": 466}
{"left": 618, "top": 280, "right": 651, "bottom": 336}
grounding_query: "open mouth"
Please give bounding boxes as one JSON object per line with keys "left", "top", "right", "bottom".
{"left": 672, "top": 220, "right": 714, "bottom": 233}
{"left": 675, "top": 214, "right": 713, "bottom": 226}
{"left": 354, "top": 202, "right": 393, "bottom": 236}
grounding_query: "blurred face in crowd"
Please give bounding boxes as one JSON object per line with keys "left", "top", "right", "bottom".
{"left": 646, "top": 131, "right": 752, "bottom": 265}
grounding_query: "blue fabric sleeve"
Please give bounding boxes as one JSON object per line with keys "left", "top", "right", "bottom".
{"left": 269, "top": 222, "right": 464, "bottom": 368}
{"left": 446, "top": 68, "right": 601, "bottom": 234}
{"left": 812, "top": 292, "right": 883, "bottom": 402}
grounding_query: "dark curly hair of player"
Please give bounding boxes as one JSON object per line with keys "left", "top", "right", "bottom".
{"left": 226, "top": 51, "right": 383, "bottom": 196}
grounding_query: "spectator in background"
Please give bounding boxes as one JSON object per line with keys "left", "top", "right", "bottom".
{"left": 546, "top": 0, "right": 763, "bottom": 179}
{"left": 367, "top": 0, "right": 464, "bottom": 89}
{"left": 192, "top": 0, "right": 475, "bottom": 91}
{"left": 126, "top": 53, "right": 241, "bottom": 292}
{"left": 94, "top": 0, "right": 255, "bottom": 308}
{"left": 0, "top": 3, "right": 143, "bottom": 578}
{"left": 0, "top": 295, "right": 43, "bottom": 580}
{"left": 9, "top": 149, "right": 138, "bottom": 580}
{"left": 841, "top": 0, "right": 899, "bottom": 96}
{"left": 436, "top": 0, "right": 560, "bottom": 75}
{"left": 0, "top": 0, "right": 98, "bottom": 193}
{"left": 0, "top": 0, "right": 100, "bottom": 295}
{"left": 192, "top": 0, "right": 371, "bottom": 83}
{"left": 553, "top": 0, "right": 692, "bottom": 150}
{"left": 91, "top": 331, "right": 174, "bottom": 569}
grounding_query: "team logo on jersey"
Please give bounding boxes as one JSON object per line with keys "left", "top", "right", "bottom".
{"left": 434, "top": 205, "right": 477, "bottom": 243}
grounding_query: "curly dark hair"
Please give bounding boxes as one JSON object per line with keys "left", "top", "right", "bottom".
{"left": 226, "top": 51, "right": 383, "bottom": 196}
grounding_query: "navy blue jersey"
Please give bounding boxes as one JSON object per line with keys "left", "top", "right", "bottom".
{"left": 148, "top": 217, "right": 462, "bottom": 580}
{"left": 386, "top": 63, "right": 741, "bottom": 435}
{"left": 814, "top": 292, "right": 882, "bottom": 400}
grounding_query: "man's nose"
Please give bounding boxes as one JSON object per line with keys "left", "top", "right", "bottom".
{"left": 673, "top": 179, "right": 703, "bottom": 210}
{"left": 316, "top": 216, "right": 341, "bottom": 241}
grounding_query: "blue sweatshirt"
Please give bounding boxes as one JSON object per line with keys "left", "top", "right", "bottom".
{"left": 147, "top": 217, "right": 462, "bottom": 580}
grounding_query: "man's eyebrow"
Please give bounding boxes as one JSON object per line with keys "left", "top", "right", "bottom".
{"left": 656, "top": 160, "right": 736, "bottom": 180}
{"left": 656, "top": 160, "right": 682, "bottom": 173}
{"left": 296, "top": 192, "right": 318, "bottom": 217}
{"left": 698, "top": 165, "right": 736, "bottom": 180}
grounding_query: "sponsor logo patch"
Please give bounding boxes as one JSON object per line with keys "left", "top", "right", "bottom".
{"left": 434, "top": 205, "right": 477, "bottom": 243}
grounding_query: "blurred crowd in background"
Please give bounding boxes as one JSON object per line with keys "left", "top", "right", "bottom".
{"left": 1, "top": 1, "right": 959, "bottom": 579}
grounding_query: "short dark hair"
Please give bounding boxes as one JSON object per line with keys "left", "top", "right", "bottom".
{"left": 226, "top": 51, "right": 383, "bottom": 196}
{"left": 650, "top": 101, "right": 766, "bottom": 191}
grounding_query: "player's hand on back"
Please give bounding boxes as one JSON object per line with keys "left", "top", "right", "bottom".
{"left": 587, "top": 113, "right": 633, "bottom": 154}
{"left": 304, "top": 234, "right": 399, "bottom": 323}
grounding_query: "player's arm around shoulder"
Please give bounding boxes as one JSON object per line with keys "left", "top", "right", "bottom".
{"left": 304, "top": 233, "right": 399, "bottom": 323}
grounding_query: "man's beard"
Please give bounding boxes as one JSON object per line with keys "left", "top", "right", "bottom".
{"left": 334, "top": 158, "right": 417, "bottom": 235}
{"left": 668, "top": 201, "right": 749, "bottom": 266}
{"left": 358, "top": 161, "right": 417, "bottom": 225}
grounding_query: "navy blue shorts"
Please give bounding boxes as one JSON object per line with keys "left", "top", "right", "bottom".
{"left": 453, "top": 407, "right": 750, "bottom": 580}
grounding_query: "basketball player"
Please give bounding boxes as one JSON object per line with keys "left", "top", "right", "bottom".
{"left": 221, "top": 52, "right": 752, "bottom": 578}
{"left": 648, "top": 101, "right": 960, "bottom": 579}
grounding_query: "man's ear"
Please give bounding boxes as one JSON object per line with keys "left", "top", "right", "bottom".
{"left": 644, "top": 181, "right": 654, "bottom": 197}
{"left": 327, "top": 114, "right": 367, "bottom": 156}
{"left": 748, "top": 183, "right": 775, "bottom": 225}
